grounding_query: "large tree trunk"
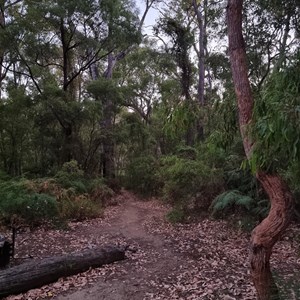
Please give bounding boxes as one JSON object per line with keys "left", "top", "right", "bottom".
{"left": 61, "top": 124, "right": 73, "bottom": 163}
{"left": 0, "top": 245, "right": 126, "bottom": 298}
{"left": 227, "top": 1, "right": 294, "bottom": 299}
{"left": 101, "top": 138, "right": 115, "bottom": 179}
{"left": 251, "top": 172, "right": 294, "bottom": 299}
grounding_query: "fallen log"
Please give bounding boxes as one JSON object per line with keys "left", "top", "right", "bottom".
{"left": 0, "top": 245, "right": 126, "bottom": 298}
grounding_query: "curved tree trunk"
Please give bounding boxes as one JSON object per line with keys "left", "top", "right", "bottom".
{"left": 251, "top": 172, "right": 294, "bottom": 300}
{"left": 227, "top": 1, "right": 294, "bottom": 299}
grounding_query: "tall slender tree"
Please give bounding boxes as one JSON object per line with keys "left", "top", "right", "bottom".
{"left": 227, "top": 1, "right": 294, "bottom": 299}
{"left": 92, "top": 0, "right": 158, "bottom": 179}
{"left": 192, "top": 0, "right": 207, "bottom": 106}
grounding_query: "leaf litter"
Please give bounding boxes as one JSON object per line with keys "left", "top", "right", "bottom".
{"left": 3, "top": 191, "right": 300, "bottom": 300}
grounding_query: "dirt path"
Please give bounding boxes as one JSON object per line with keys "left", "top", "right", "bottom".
{"left": 54, "top": 192, "right": 180, "bottom": 300}
{"left": 5, "top": 190, "right": 300, "bottom": 300}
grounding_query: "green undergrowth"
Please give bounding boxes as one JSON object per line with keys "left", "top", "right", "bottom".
{"left": 0, "top": 179, "right": 58, "bottom": 228}
{"left": 123, "top": 154, "right": 160, "bottom": 197}
{"left": 166, "top": 206, "right": 186, "bottom": 224}
{"left": 124, "top": 146, "right": 225, "bottom": 223}
{"left": 0, "top": 161, "right": 114, "bottom": 228}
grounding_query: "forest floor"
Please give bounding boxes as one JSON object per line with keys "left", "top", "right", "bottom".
{"left": 4, "top": 190, "right": 300, "bottom": 300}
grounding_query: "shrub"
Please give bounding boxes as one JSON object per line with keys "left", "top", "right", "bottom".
{"left": 124, "top": 154, "right": 160, "bottom": 197}
{"left": 197, "top": 138, "right": 227, "bottom": 168}
{"left": 210, "top": 190, "right": 270, "bottom": 231}
{"left": 159, "top": 155, "right": 224, "bottom": 210}
{"left": 176, "top": 146, "right": 197, "bottom": 160}
{"left": 0, "top": 179, "right": 58, "bottom": 227}
{"left": 105, "top": 178, "right": 122, "bottom": 193}
{"left": 0, "top": 162, "right": 119, "bottom": 228}
{"left": 251, "top": 199, "right": 270, "bottom": 219}
{"left": 57, "top": 194, "right": 102, "bottom": 221}
{"left": 88, "top": 178, "right": 115, "bottom": 206}
{"left": 0, "top": 173, "right": 109, "bottom": 227}
{"left": 166, "top": 207, "right": 186, "bottom": 223}
{"left": 210, "top": 190, "right": 254, "bottom": 217}
{"left": 54, "top": 160, "right": 88, "bottom": 193}
{"left": 0, "top": 170, "right": 10, "bottom": 181}
{"left": 59, "top": 160, "right": 84, "bottom": 177}
{"left": 28, "top": 177, "right": 107, "bottom": 220}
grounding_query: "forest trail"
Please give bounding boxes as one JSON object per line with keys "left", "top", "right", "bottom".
{"left": 5, "top": 191, "right": 300, "bottom": 300}
{"left": 53, "top": 191, "right": 184, "bottom": 300}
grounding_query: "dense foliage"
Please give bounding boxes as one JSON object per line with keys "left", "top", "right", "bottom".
{"left": 0, "top": 0, "right": 299, "bottom": 229}
{"left": 0, "top": 161, "right": 113, "bottom": 228}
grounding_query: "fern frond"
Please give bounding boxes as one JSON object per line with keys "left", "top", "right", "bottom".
{"left": 235, "top": 195, "right": 253, "bottom": 209}
{"left": 211, "top": 190, "right": 254, "bottom": 215}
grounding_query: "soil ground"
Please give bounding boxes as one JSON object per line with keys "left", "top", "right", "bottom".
{"left": 3, "top": 191, "right": 300, "bottom": 300}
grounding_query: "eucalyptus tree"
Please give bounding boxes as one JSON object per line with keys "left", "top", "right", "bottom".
{"left": 227, "top": 0, "right": 297, "bottom": 299}
{"left": 117, "top": 45, "right": 166, "bottom": 123}
{"left": 16, "top": 0, "right": 119, "bottom": 164}
{"left": 112, "top": 44, "right": 173, "bottom": 166}
{"left": 96, "top": 0, "right": 141, "bottom": 179}
{"left": 88, "top": 0, "right": 160, "bottom": 179}
{"left": 1, "top": 0, "right": 147, "bottom": 171}
{"left": 191, "top": 0, "right": 209, "bottom": 106}
{"left": 155, "top": 0, "right": 229, "bottom": 143}
{"left": 0, "top": 0, "right": 145, "bottom": 173}
{"left": 0, "top": 0, "right": 25, "bottom": 100}
{"left": 0, "top": 0, "right": 38, "bottom": 175}
{"left": 153, "top": 0, "right": 231, "bottom": 144}
{"left": 242, "top": 0, "right": 299, "bottom": 91}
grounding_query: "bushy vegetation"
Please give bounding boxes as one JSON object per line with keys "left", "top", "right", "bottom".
{"left": 0, "top": 0, "right": 298, "bottom": 236}
{"left": 124, "top": 154, "right": 160, "bottom": 197}
{"left": 211, "top": 190, "right": 254, "bottom": 215}
{"left": 54, "top": 160, "right": 87, "bottom": 193}
{"left": 0, "top": 161, "right": 114, "bottom": 228}
{"left": 121, "top": 137, "right": 278, "bottom": 225}
{"left": 0, "top": 179, "right": 58, "bottom": 227}
{"left": 158, "top": 154, "right": 223, "bottom": 208}
{"left": 166, "top": 207, "right": 186, "bottom": 223}
{"left": 123, "top": 145, "right": 225, "bottom": 222}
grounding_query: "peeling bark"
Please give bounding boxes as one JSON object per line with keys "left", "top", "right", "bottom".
{"left": 227, "top": 1, "right": 294, "bottom": 299}
{"left": 250, "top": 172, "right": 294, "bottom": 300}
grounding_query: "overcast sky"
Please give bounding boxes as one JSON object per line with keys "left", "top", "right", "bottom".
{"left": 136, "top": 1, "right": 160, "bottom": 35}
